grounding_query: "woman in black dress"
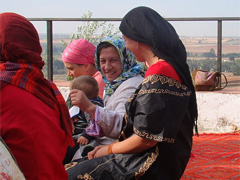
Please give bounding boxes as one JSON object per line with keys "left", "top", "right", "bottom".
{"left": 66, "top": 6, "right": 198, "bottom": 180}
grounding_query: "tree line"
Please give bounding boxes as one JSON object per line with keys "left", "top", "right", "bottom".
{"left": 40, "top": 42, "right": 240, "bottom": 77}
{"left": 40, "top": 11, "right": 240, "bottom": 78}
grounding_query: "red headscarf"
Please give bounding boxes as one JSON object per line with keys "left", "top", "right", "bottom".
{"left": 0, "top": 12, "right": 44, "bottom": 68}
{"left": 0, "top": 12, "right": 74, "bottom": 146}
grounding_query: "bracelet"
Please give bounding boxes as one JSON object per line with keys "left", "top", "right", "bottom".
{"left": 108, "top": 143, "right": 114, "bottom": 154}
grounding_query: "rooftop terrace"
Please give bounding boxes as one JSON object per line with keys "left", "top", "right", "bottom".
{"left": 31, "top": 16, "right": 240, "bottom": 134}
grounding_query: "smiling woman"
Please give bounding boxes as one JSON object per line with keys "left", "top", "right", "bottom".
{"left": 67, "top": 6, "right": 198, "bottom": 180}
{"left": 98, "top": 44, "right": 122, "bottom": 83}
{"left": 95, "top": 36, "right": 146, "bottom": 97}
{"left": 68, "top": 35, "right": 145, "bottom": 149}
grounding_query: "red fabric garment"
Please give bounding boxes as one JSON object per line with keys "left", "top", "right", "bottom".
{"left": 1, "top": 85, "right": 68, "bottom": 180}
{"left": 0, "top": 60, "right": 73, "bottom": 146}
{"left": 0, "top": 12, "right": 74, "bottom": 179}
{"left": 145, "top": 61, "right": 182, "bottom": 83}
{"left": 0, "top": 13, "right": 73, "bottom": 145}
{"left": 0, "top": 12, "right": 43, "bottom": 68}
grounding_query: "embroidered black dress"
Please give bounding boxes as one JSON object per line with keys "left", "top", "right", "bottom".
{"left": 66, "top": 73, "right": 194, "bottom": 180}
{"left": 67, "top": 6, "right": 198, "bottom": 180}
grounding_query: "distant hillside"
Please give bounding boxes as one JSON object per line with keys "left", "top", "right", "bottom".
{"left": 37, "top": 33, "right": 240, "bottom": 88}
{"left": 39, "top": 33, "right": 71, "bottom": 40}
{"left": 181, "top": 36, "right": 240, "bottom": 54}
{"left": 39, "top": 34, "right": 240, "bottom": 54}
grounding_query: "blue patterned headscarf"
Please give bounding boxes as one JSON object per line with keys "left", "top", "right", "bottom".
{"left": 95, "top": 36, "right": 145, "bottom": 96}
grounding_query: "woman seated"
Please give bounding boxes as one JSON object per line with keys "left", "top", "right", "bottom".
{"left": 0, "top": 12, "right": 73, "bottom": 179}
{"left": 66, "top": 6, "right": 198, "bottom": 180}
{"left": 70, "top": 36, "right": 145, "bottom": 149}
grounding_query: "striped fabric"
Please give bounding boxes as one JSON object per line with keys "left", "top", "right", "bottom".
{"left": 0, "top": 59, "right": 74, "bottom": 146}
{"left": 0, "top": 12, "right": 73, "bottom": 146}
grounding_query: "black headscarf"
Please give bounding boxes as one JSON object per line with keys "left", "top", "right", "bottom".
{"left": 120, "top": 6, "right": 198, "bottom": 133}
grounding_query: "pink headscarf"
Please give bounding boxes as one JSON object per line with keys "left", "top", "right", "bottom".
{"left": 62, "top": 39, "right": 96, "bottom": 65}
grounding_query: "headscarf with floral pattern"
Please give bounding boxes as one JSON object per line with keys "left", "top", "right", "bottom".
{"left": 95, "top": 36, "right": 145, "bottom": 96}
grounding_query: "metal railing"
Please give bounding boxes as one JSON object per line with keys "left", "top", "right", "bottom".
{"left": 28, "top": 17, "right": 240, "bottom": 81}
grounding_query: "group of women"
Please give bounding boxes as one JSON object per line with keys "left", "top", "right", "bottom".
{"left": 0, "top": 6, "right": 198, "bottom": 180}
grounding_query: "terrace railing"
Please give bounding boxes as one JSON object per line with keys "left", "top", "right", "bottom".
{"left": 28, "top": 17, "right": 240, "bottom": 82}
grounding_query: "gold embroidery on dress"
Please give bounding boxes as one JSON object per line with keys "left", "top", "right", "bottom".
{"left": 64, "top": 162, "right": 78, "bottom": 170}
{"left": 135, "top": 146, "right": 159, "bottom": 179}
{"left": 138, "top": 88, "right": 191, "bottom": 97}
{"left": 133, "top": 127, "right": 175, "bottom": 143}
{"left": 142, "top": 75, "right": 188, "bottom": 90}
{"left": 127, "top": 92, "right": 137, "bottom": 102}
{"left": 77, "top": 173, "right": 94, "bottom": 180}
{"left": 77, "top": 154, "right": 122, "bottom": 180}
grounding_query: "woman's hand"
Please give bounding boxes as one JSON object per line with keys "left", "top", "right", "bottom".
{"left": 69, "top": 89, "right": 96, "bottom": 118}
{"left": 87, "top": 135, "right": 158, "bottom": 160}
{"left": 77, "top": 136, "right": 89, "bottom": 145}
{"left": 87, "top": 145, "right": 108, "bottom": 160}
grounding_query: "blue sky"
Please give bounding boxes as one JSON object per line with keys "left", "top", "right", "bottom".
{"left": 1, "top": 0, "right": 240, "bottom": 36}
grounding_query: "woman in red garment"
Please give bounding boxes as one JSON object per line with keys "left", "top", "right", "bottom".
{"left": 66, "top": 7, "right": 198, "bottom": 180}
{"left": 0, "top": 12, "right": 74, "bottom": 179}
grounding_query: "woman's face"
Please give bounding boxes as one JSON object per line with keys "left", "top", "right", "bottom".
{"left": 99, "top": 46, "right": 122, "bottom": 83}
{"left": 122, "top": 35, "right": 144, "bottom": 62}
{"left": 64, "top": 62, "right": 88, "bottom": 78}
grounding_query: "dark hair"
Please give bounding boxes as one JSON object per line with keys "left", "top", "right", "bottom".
{"left": 70, "top": 75, "right": 99, "bottom": 99}
{"left": 96, "top": 42, "right": 115, "bottom": 63}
